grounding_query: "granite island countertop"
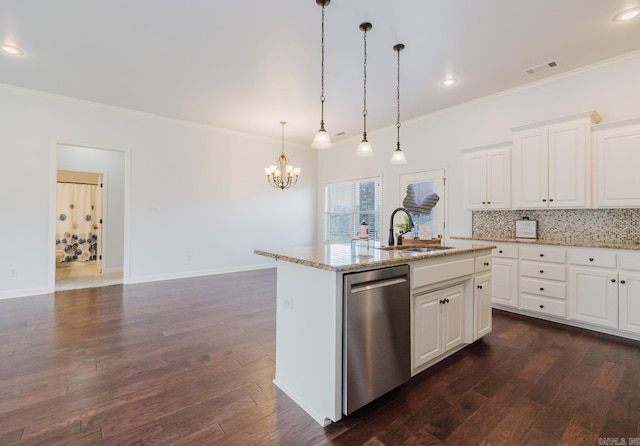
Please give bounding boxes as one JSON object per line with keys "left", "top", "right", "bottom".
{"left": 254, "top": 243, "right": 495, "bottom": 272}
{"left": 452, "top": 236, "right": 640, "bottom": 251}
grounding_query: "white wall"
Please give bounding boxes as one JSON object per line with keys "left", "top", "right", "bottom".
{"left": 316, "top": 52, "right": 640, "bottom": 246}
{"left": 0, "top": 85, "right": 316, "bottom": 298}
{"left": 57, "top": 145, "right": 125, "bottom": 273}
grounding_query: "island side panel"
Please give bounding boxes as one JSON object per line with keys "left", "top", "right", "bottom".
{"left": 273, "top": 261, "right": 343, "bottom": 425}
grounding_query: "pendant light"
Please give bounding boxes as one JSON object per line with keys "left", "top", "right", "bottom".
{"left": 265, "top": 122, "right": 301, "bottom": 190}
{"left": 390, "top": 43, "right": 408, "bottom": 164}
{"left": 311, "top": 0, "right": 333, "bottom": 149}
{"left": 355, "top": 22, "right": 373, "bottom": 157}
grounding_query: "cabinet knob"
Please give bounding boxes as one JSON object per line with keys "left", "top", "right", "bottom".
{"left": 621, "top": 280, "right": 626, "bottom": 284}
{"left": 539, "top": 253, "right": 544, "bottom": 257}
{"left": 484, "top": 262, "right": 490, "bottom": 266}
{"left": 540, "top": 270, "right": 544, "bottom": 274}
{"left": 445, "top": 298, "right": 450, "bottom": 303}
{"left": 439, "top": 299, "right": 445, "bottom": 304}
{"left": 540, "top": 287, "right": 544, "bottom": 291}
{"left": 487, "top": 201, "right": 491, "bottom": 204}
{"left": 499, "top": 250, "right": 503, "bottom": 254}
{"left": 589, "top": 258, "right": 594, "bottom": 262}
{"left": 549, "top": 198, "right": 554, "bottom": 202}
{"left": 482, "top": 201, "right": 486, "bottom": 204}
{"left": 539, "top": 305, "right": 545, "bottom": 309}
{"left": 477, "top": 285, "right": 483, "bottom": 289}
{"left": 611, "top": 279, "right": 616, "bottom": 283}
{"left": 542, "top": 199, "right": 547, "bottom": 202}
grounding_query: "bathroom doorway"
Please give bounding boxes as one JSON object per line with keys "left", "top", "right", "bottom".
{"left": 54, "top": 144, "right": 126, "bottom": 291}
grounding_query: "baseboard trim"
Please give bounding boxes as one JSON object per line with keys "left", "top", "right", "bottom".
{"left": 125, "top": 263, "right": 275, "bottom": 285}
{"left": 0, "top": 287, "right": 50, "bottom": 300}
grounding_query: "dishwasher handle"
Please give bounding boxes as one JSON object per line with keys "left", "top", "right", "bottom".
{"left": 350, "top": 277, "right": 407, "bottom": 293}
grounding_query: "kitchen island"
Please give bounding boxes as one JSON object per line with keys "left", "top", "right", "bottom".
{"left": 254, "top": 243, "right": 494, "bottom": 426}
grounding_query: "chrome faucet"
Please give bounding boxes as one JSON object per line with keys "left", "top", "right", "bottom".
{"left": 388, "top": 207, "right": 415, "bottom": 246}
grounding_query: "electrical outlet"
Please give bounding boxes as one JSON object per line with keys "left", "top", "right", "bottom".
{"left": 8, "top": 268, "right": 16, "bottom": 277}
{"left": 283, "top": 298, "right": 293, "bottom": 310}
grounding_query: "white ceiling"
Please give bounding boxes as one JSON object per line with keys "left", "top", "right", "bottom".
{"left": 1, "top": 0, "right": 640, "bottom": 146}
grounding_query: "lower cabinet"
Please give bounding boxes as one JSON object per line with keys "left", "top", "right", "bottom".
{"left": 619, "top": 272, "right": 640, "bottom": 334}
{"left": 491, "top": 258, "right": 518, "bottom": 308}
{"left": 568, "top": 267, "right": 618, "bottom": 328}
{"left": 413, "top": 284, "right": 464, "bottom": 369}
{"left": 475, "top": 273, "right": 492, "bottom": 338}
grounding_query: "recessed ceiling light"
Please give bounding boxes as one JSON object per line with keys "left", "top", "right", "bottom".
{"left": 1, "top": 44, "right": 24, "bottom": 55}
{"left": 440, "top": 77, "right": 458, "bottom": 87}
{"left": 613, "top": 7, "right": 640, "bottom": 21}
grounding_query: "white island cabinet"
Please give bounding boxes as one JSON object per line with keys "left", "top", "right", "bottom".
{"left": 254, "top": 244, "right": 494, "bottom": 426}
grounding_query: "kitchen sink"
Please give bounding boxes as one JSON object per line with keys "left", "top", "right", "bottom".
{"left": 378, "top": 245, "right": 454, "bottom": 252}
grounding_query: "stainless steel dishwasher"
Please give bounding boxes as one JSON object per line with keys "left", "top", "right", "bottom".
{"left": 343, "top": 264, "right": 411, "bottom": 415}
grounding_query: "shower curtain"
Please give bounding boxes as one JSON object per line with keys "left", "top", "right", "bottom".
{"left": 56, "top": 183, "right": 99, "bottom": 263}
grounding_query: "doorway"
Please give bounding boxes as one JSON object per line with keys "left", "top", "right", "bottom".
{"left": 53, "top": 144, "right": 126, "bottom": 291}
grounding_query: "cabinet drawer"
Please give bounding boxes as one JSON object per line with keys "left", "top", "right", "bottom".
{"left": 521, "top": 294, "right": 567, "bottom": 318}
{"left": 492, "top": 244, "right": 518, "bottom": 259}
{"left": 619, "top": 253, "right": 640, "bottom": 272}
{"left": 521, "top": 277, "right": 566, "bottom": 299}
{"left": 412, "top": 258, "right": 474, "bottom": 289}
{"left": 520, "top": 247, "right": 566, "bottom": 264}
{"left": 520, "top": 261, "right": 566, "bottom": 281}
{"left": 475, "top": 255, "right": 492, "bottom": 273}
{"left": 568, "top": 251, "right": 616, "bottom": 268}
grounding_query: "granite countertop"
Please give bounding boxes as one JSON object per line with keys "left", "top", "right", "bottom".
{"left": 254, "top": 243, "right": 495, "bottom": 272}
{"left": 451, "top": 236, "right": 640, "bottom": 251}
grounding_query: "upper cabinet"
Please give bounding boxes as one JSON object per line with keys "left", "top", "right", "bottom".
{"left": 511, "top": 111, "right": 601, "bottom": 209}
{"left": 593, "top": 118, "right": 640, "bottom": 208}
{"left": 463, "top": 142, "right": 511, "bottom": 210}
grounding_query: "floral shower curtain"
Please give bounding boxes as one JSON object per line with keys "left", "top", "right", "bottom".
{"left": 56, "top": 183, "right": 99, "bottom": 263}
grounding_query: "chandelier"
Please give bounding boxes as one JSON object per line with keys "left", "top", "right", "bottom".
{"left": 265, "top": 121, "right": 301, "bottom": 190}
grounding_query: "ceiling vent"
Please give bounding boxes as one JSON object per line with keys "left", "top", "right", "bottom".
{"left": 524, "top": 60, "right": 558, "bottom": 75}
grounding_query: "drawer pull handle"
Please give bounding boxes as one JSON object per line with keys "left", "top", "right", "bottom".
{"left": 482, "top": 201, "right": 486, "bottom": 204}
{"left": 540, "top": 287, "right": 544, "bottom": 291}
{"left": 499, "top": 250, "right": 503, "bottom": 253}
{"left": 539, "top": 253, "right": 544, "bottom": 257}
{"left": 542, "top": 199, "right": 547, "bottom": 202}
{"left": 540, "top": 270, "right": 544, "bottom": 274}
{"left": 487, "top": 201, "right": 491, "bottom": 204}
{"left": 439, "top": 299, "right": 445, "bottom": 304}
{"left": 484, "top": 262, "right": 490, "bottom": 266}
{"left": 621, "top": 280, "right": 626, "bottom": 284}
{"left": 589, "top": 258, "right": 594, "bottom": 262}
{"left": 549, "top": 198, "right": 554, "bottom": 202}
{"left": 477, "top": 285, "right": 483, "bottom": 290}
{"left": 539, "top": 304, "right": 545, "bottom": 309}
{"left": 611, "top": 279, "right": 616, "bottom": 283}
{"left": 444, "top": 298, "right": 450, "bottom": 303}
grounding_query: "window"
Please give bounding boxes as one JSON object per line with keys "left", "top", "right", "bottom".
{"left": 325, "top": 178, "right": 382, "bottom": 242}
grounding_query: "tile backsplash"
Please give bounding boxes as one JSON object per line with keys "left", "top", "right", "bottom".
{"left": 472, "top": 209, "right": 640, "bottom": 244}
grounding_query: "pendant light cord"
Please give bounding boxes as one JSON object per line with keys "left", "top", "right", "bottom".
{"left": 396, "top": 46, "right": 401, "bottom": 148}
{"left": 362, "top": 25, "right": 368, "bottom": 136}
{"left": 320, "top": 3, "right": 326, "bottom": 125}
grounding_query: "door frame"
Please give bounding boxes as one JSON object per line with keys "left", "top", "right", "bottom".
{"left": 48, "top": 141, "right": 131, "bottom": 292}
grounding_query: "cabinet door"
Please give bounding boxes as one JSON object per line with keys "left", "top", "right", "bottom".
{"left": 413, "top": 292, "right": 442, "bottom": 368}
{"left": 475, "top": 273, "right": 492, "bottom": 338}
{"left": 548, "top": 120, "right": 588, "bottom": 208}
{"left": 486, "top": 149, "right": 511, "bottom": 209}
{"left": 442, "top": 284, "right": 465, "bottom": 352}
{"left": 569, "top": 267, "right": 618, "bottom": 328}
{"left": 464, "top": 152, "right": 488, "bottom": 210}
{"left": 595, "top": 124, "right": 640, "bottom": 208}
{"left": 492, "top": 258, "right": 518, "bottom": 308}
{"left": 513, "top": 128, "right": 548, "bottom": 209}
{"left": 619, "top": 272, "right": 640, "bottom": 335}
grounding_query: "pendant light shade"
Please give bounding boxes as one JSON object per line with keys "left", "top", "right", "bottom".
{"left": 355, "top": 22, "right": 373, "bottom": 157}
{"left": 311, "top": 0, "right": 333, "bottom": 149}
{"left": 390, "top": 43, "right": 407, "bottom": 164}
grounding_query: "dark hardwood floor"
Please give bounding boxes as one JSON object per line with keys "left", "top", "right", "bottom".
{"left": 0, "top": 269, "right": 639, "bottom": 445}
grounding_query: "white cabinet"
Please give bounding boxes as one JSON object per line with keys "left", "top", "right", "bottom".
{"left": 520, "top": 246, "right": 568, "bottom": 318}
{"left": 463, "top": 143, "right": 511, "bottom": 210}
{"left": 568, "top": 267, "right": 618, "bottom": 328}
{"left": 511, "top": 111, "right": 600, "bottom": 209}
{"left": 474, "top": 273, "right": 492, "bottom": 338}
{"left": 491, "top": 258, "right": 518, "bottom": 308}
{"left": 593, "top": 118, "right": 640, "bottom": 208}
{"left": 413, "top": 284, "right": 465, "bottom": 369}
{"left": 619, "top": 272, "right": 640, "bottom": 335}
